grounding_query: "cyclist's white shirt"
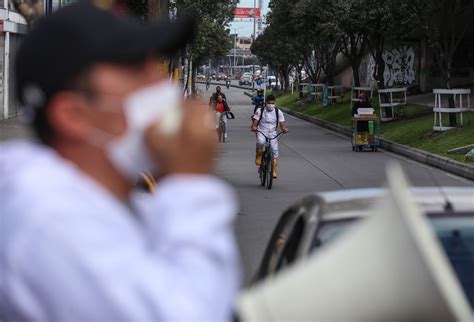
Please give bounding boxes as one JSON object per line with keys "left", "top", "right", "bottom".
{"left": 253, "top": 107, "right": 285, "bottom": 134}
{"left": 0, "top": 140, "right": 240, "bottom": 322}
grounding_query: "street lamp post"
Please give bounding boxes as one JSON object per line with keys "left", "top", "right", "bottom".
{"left": 233, "top": 31, "right": 237, "bottom": 79}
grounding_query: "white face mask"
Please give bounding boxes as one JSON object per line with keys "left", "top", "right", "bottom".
{"left": 93, "top": 82, "right": 183, "bottom": 182}
{"left": 266, "top": 104, "right": 275, "bottom": 111}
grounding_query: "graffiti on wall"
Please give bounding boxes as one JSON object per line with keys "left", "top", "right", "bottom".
{"left": 362, "top": 45, "right": 417, "bottom": 87}
{"left": 383, "top": 45, "right": 416, "bottom": 86}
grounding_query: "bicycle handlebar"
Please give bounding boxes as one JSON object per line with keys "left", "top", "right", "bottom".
{"left": 256, "top": 130, "right": 286, "bottom": 141}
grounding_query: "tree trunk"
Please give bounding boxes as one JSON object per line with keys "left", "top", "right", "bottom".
{"left": 374, "top": 50, "right": 385, "bottom": 90}
{"left": 183, "top": 58, "right": 191, "bottom": 96}
{"left": 281, "top": 68, "right": 289, "bottom": 91}
{"left": 298, "top": 70, "right": 304, "bottom": 99}
{"left": 148, "top": 0, "right": 168, "bottom": 21}
{"left": 352, "top": 64, "right": 361, "bottom": 87}
{"left": 325, "top": 55, "right": 337, "bottom": 86}
{"left": 446, "top": 78, "right": 457, "bottom": 127}
{"left": 191, "top": 65, "right": 197, "bottom": 96}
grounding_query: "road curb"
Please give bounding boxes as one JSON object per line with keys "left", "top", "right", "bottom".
{"left": 276, "top": 105, "right": 474, "bottom": 181}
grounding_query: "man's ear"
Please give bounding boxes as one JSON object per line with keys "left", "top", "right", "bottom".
{"left": 47, "top": 92, "right": 91, "bottom": 143}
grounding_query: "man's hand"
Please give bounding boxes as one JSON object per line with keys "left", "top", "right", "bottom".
{"left": 145, "top": 100, "right": 216, "bottom": 176}
{"left": 282, "top": 127, "right": 289, "bottom": 134}
{"left": 251, "top": 125, "right": 257, "bottom": 132}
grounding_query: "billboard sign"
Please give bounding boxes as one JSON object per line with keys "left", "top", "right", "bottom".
{"left": 234, "top": 7, "right": 261, "bottom": 18}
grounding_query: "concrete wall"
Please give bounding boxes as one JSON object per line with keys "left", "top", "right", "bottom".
{"left": 335, "top": 39, "right": 474, "bottom": 93}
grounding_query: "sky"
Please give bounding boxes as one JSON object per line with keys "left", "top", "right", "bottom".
{"left": 229, "top": 0, "right": 270, "bottom": 37}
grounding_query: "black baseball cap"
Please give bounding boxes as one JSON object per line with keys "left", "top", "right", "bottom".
{"left": 16, "top": 0, "right": 196, "bottom": 112}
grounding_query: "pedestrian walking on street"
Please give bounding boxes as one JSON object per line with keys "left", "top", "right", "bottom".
{"left": 0, "top": 2, "right": 240, "bottom": 321}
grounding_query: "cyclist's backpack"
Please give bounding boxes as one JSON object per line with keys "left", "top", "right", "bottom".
{"left": 256, "top": 106, "right": 279, "bottom": 130}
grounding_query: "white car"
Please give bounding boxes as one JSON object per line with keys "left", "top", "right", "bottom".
{"left": 266, "top": 76, "right": 279, "bottom": 89}
{"left": 251, "top": 186, "right": 474, "bottom": 313}
{"left": 239, "top": 73, "right": 252, "bottom": 86}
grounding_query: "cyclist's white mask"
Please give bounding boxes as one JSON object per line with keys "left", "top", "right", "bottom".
{"left": 89, "top": 82, "right": 182, "bottom": 182}
{"left": 266, "top": 104, "right": 276, "bottom": 111}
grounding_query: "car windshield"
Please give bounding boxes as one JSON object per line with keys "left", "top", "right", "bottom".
{"left": 311, "top": 214, "right": 474, "bottom": 309}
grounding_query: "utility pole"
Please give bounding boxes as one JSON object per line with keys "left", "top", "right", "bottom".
{"left": 233, "top": 32, "right": 237, "bottom": 78}
{"left": 252, "top": 0, "right": 256, "bottom": 89}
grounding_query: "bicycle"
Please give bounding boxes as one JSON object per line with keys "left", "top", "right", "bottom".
{"left": 217, "top": 111, "right": 234, "bottom": 143}
{"left": 256, "top": 130, "right": 285, "bottom": 189}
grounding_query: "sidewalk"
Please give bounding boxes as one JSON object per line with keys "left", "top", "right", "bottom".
{"left": 408, "top": 84, "right": 474, "bottom": 107}
{"left": 0, "top": 116, "right": 33, "bottom": 141}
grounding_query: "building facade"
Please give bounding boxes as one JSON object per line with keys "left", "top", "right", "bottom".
{"left": 0, "top": 0, "right": 72, "bottom": 120}
{"left": 0, "top": 0, "right": 27, "bottom": 119}
{"left": 235, "top": 36, "right": 253, "bottom": 50}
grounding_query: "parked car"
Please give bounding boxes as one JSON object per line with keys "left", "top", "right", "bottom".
{"left": 253, "top": 186, "right": 474, "bottom": 311}
{"left": 239, "top": 73, "right": 252, "bottom": 86}
{"left": 196, "top": 73, "right": 206, "bottom": 80}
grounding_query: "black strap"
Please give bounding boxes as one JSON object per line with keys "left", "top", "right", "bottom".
{"left": 257, "top": 106, "right": 279, "bottom": 130}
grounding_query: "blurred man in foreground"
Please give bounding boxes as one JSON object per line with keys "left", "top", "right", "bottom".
{"left": 0, "top": 1, "right": 240, "bottom": 321}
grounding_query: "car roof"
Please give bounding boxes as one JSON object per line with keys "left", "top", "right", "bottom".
{"left": 314, "top": 187, "right": 474, "bottom": 221}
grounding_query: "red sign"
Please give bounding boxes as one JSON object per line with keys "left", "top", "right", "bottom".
{"left": 234, "top": 7, "right": 261, "bottom": 18}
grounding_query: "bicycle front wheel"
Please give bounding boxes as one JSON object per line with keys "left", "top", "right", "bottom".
{"left": 259, "top": 150, "right": 267, "bottom": 186}
{"left": 266, "top": 155, "right": 274, "bottom": 190}
{"left": 222, "top": 122, "right": 227, "bottom": 143}
{"left": 218, "top": 127, "right": 222, "bottom": 142}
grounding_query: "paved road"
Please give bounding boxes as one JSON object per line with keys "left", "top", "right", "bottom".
{"left": 200, "top": 84, "right": 473, "bottom": 284}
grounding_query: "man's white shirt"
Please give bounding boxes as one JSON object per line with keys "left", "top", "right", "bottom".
{"left": 0, "top": 140, "right": 240, "bottom": 321}
{"left": 253, "top": 107, "right": 285, "bottom": 134}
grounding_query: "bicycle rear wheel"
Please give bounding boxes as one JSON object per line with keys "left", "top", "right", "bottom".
{"left": 266, "top": 155, "right": 274, "bottom": 190}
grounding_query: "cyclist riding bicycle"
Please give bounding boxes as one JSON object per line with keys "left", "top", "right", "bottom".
{"left": 209, "top": 86, "right": 227, "bottom": 107}
{"left": 212, "top": 94, "right": 231, "bottom": 139}
{"left": 251, "top": 89, "right": 265, "bottom": 113}
{"left": 251, "top": 94, "right": 288, "bottom": 178}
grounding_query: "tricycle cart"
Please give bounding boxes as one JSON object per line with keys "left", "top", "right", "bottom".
{"left": 351, "top": 114, "right": 380, "bottom": 152}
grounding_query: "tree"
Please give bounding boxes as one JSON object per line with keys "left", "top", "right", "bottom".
{"left": 365, "top": 0, "right": 416, "bottom": 89}
{"left": 331, "top": 0, "right": 369, "bottom": 87}
{"left": 292, "top": 0, "right": 342, "bottom": 85}
{"left": 413, "top": 0, "right": 474, "bottom": 126}
{"left": 252, "top": 0, "right": 301, "bottom": 90}
{"left": 251, "top": 26, "right": 298, "bottom": 90}
{"left": 172, "top": 0, "right": 236, "bottom": 94}
{"left": 291, "top": 0, "right": 323, "bottom": 84}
